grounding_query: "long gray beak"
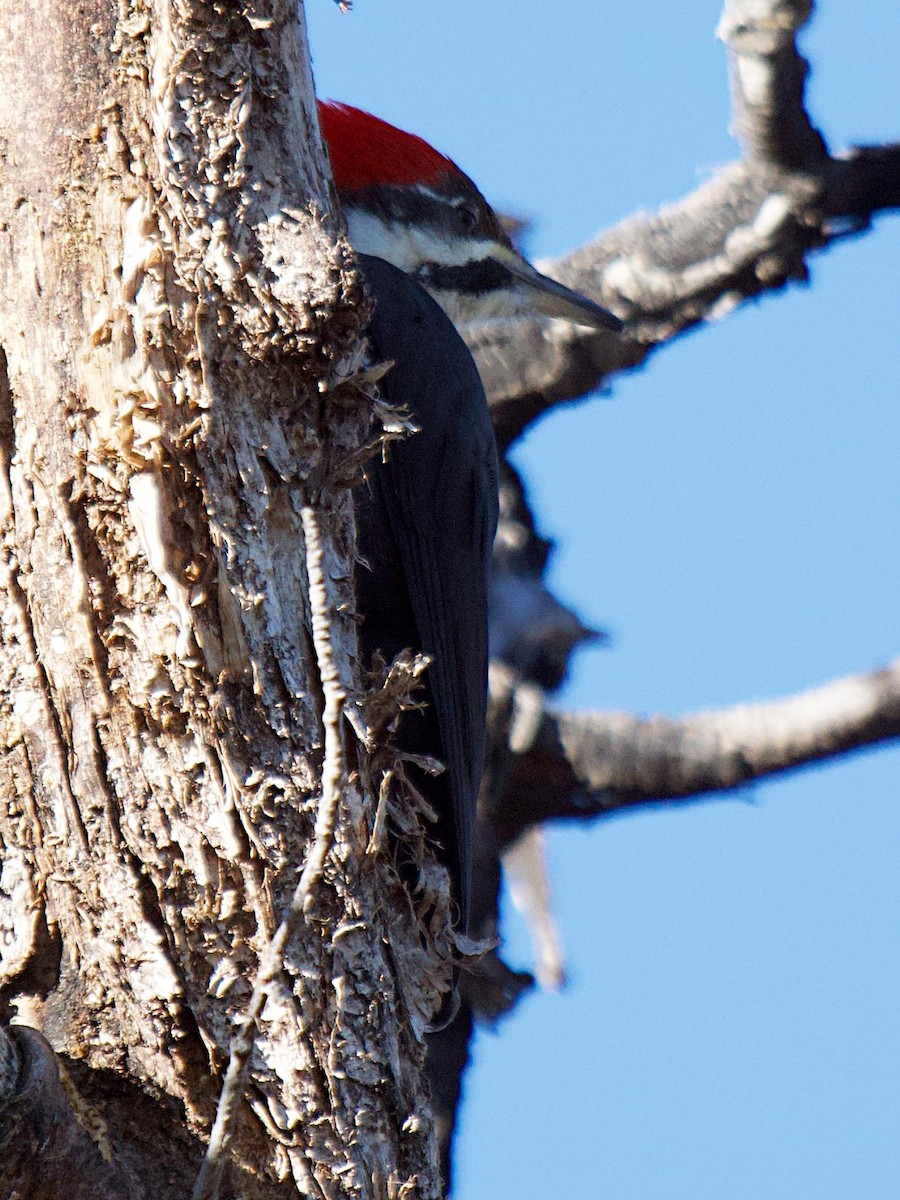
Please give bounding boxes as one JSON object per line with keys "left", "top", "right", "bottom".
{"left": 503, "top": 254, "right": 624, "bottom": 332}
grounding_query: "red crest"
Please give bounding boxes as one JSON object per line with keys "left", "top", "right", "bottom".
{"left": 317, "top": 100, "right": 458, "bottom": 191}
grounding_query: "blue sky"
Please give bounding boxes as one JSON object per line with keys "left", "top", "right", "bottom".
{"left": 306, "top": 3, "right": 900, "bottom": 1196}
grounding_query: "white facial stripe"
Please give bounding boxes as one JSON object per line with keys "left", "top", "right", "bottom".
{"left": 344, "top": 209, "right": 423, "bottom": 272}
{"left": 342, "top": 205, "right": 536, "bottom": 327}
{"left": 410, "top": 184, "right": 455, "bottom": 207}
{"left": 415, "top": 231, "right": 499, "bottom": 267}
{"left": 344, "top": 206, "right": 503, "bottom": 271}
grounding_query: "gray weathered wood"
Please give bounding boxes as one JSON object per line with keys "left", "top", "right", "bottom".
{"left": 0, "top": 2, "right": 442, "bottom": 1196}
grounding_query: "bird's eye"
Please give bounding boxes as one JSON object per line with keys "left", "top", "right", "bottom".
{"left": 458, "top": 204, "right": 479, "bottom": 232}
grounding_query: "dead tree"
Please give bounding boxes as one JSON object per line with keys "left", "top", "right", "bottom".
{"left": 0, "top": 0, "right": 898, "bottom": 1198}
{"left": 430, "top": 0, "right": 900, "bottom": 1181}
{"left": 0, "top": 2, "right": 444, "bottom": 1197}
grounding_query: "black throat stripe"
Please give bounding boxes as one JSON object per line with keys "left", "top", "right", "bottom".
{"left": 417, "top": 258, "right": 511, "bottom": 296}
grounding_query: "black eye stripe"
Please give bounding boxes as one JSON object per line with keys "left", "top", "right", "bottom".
{"left": 417, "top": 259, "right": 511, "bottom": 295}
{"left": 344, "top": 182, "right": 503, "bottom": 241}
{"left": 457, "top": 203, "right": 479, "bottom": 231}
{"left": 346, "top": 185, "right": 451, "bottom": 226}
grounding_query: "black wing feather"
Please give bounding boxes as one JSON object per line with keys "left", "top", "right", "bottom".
{"left": 355, "top": 255, "right": 499, "bottom": 926}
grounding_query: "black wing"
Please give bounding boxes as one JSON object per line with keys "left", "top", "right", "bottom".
{"left": 354, "top": 254, "right": 499, "bottom": 927}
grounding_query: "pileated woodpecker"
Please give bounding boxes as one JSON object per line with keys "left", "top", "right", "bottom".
{"left": 319, "top": 102, "right": 622, "bottom": 936}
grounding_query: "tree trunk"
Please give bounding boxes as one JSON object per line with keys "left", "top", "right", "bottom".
{"left": 0, "top": 2, "right": 440, "bottom": 1197}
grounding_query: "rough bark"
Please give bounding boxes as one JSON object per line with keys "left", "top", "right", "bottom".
{"left": 0, "top": 0, "right": 896, "bottom": 1194}
{"left": 0, "top": 2, "right": 441, "bottom": 1198}
{"left": 482, "top": 660, "right": 900, "bottom": 844}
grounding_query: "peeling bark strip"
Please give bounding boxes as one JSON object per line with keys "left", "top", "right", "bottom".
{"left": 193, "top": 505, "right": 350, "bottom": 1200}
{"left": 0, "top": 2, "right": 440, "bottom": 1197}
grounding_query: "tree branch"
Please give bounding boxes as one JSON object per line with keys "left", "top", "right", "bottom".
{"left": 466, "top": 0, "right": 900, "bottom": 446}
{"left": 0, "top": 1027, "right": 134, "bottom": 1200}
{"left": 719, "top": 0, "right": 826, "bottom": 169}
{"left": 428, "top": 3, "right": 900, "bottom": 1169}
{"left": 487, "top": 659, "right": 900, "bottom": 842}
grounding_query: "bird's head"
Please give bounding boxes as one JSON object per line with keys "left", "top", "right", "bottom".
{"left": 318, "top": 101, "right": 623, "bottom": 334}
